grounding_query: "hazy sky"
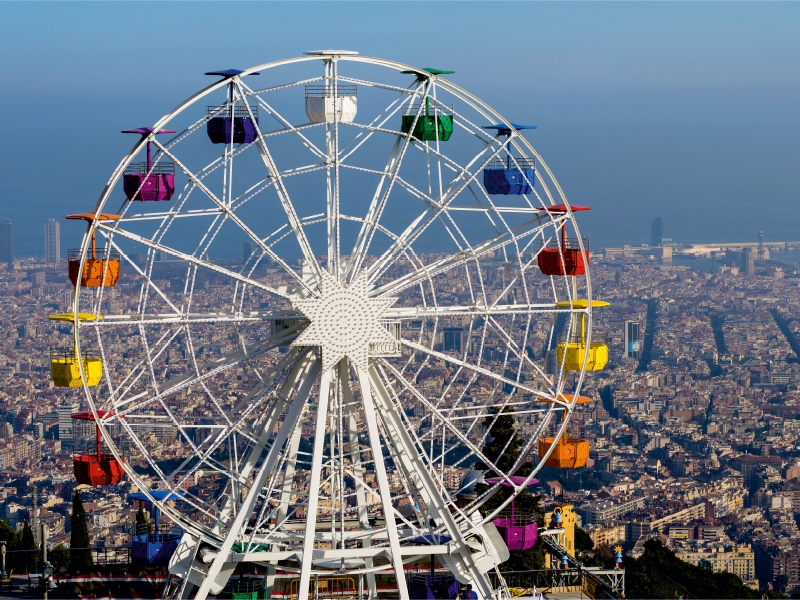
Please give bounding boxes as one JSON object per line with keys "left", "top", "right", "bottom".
{"left": 1, "top": 2, "right": 799, "bottom": 257}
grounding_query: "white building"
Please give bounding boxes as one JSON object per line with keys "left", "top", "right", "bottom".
{"left": 58, "top": 401, "right": 79, "bottom": 446}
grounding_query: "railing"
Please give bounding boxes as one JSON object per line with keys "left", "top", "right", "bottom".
{"left": 402, "top": 103, "right": 454, "bottom": 116}
{"left": 489, "top": 568, "right": 581, "bottom": 592}
{"left": 305, "top": 84, "right": 357, "bottom": 97}
{"left": 206, "top": 105, "right": 259, "bottom": 119}
{"left": 538, "top": 237, "right": 589, "bottom": 251}
{"left": 492, "top": 509, "right": 539, "bottom": 527}
{"left": 486, "top": 157, "right": 535, "bottom": 170}
{"left": 68, "top": 247, "right": 120, "bottom": 261}
{"left": 124, "top": 162, "right": 175, "bottom": 175}
{"left": 49, "top": 347, "right": 100, "bottom": 362}
{"left": 536, "top": 534, "right": 623, "bottom": 599}
{"left": 3, "top": 546, "right": 133, "bottom": 574}
{"left": 288, "top": 576, "right": 356, "bottom": 599}
{"left": 132, "top": 522, "right": 182, "bottom": 543}
{"left": 559, "top": 332, "right": 607, "bottom": 345}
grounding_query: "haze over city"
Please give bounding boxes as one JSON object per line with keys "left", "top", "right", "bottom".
{"left": 1, "top": 2, "right": 800, "bottom": 255}
{"left": 1, "top": 4, "right": 800, "bottom": 600}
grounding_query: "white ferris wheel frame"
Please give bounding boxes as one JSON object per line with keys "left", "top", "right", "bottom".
{"left": 66, "top": 51, "right": 595, "bottom": 600}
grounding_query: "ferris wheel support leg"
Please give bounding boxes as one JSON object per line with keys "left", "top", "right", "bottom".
{"left": 214, "top": 349, "right": 309, "bottom": 528}
{"left": 193, "top": 358, "right": 322, "bottom": 600}
{"left": 357, "top": 364, "right": 410, "bottom": 599}
{"left": 297, "top": 364, "right": 335, "bottom": 600}
{"left": 341, "top": 361, "right": 377, "bottom": 599}
{"left": 368, "top": 367, "right": 495, "bottom": 600}
{"left": 266, "top": 366, "right": 312, "bottom": 600}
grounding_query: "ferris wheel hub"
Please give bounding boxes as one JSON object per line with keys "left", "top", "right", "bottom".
{"left": 292, "top": 270, "right": 397, "bottom": 372}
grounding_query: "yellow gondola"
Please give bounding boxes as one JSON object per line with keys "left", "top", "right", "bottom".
{"left": 555, "top": 299, "right": 610, "bottom": 372}
{"left": 48, "top": 313, "right": 103, "bottom": 388}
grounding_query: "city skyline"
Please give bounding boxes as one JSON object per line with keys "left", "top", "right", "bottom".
{"left": 0, "top": 3, "right": 799, "bottom": 598}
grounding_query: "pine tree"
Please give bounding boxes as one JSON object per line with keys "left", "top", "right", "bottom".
{"left": 135, "top": 503, "right": 151, "bottom": 536}
{"left": 20, "top": 519, "right": 38, "bottom": 572}
{"left": 477, "top": 407, "right": 530, "bottom": 476}
{"left": 475, "top": 407, "right": 545, "bottom": 570}
{"left": 70, "top": 491, "right": 93, "bottom": 569}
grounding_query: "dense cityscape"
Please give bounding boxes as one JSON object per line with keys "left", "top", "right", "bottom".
{"left": 2, "top": 215, "right": 800, "bottom": 596}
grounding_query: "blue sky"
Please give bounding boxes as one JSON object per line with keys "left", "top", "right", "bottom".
{"left": 1, "top": 2, "right": 799, "bottom": 256}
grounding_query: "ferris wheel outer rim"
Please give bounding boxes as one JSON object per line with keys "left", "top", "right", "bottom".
{"left": 69, "top": 51, "right": 595, "bottom": 545}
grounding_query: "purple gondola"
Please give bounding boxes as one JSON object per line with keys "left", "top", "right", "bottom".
{"left": 486, "top": 476, "right": 540, "bottom": 551}
{"left": 122, "top": 128, "right": 176, "bottom": 201}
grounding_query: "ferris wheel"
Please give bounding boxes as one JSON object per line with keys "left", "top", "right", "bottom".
{"left": 56, "top": 51, "right": 606, "bottom": 599}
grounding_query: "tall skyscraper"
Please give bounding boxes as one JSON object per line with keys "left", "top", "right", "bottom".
{"left": 0, "top": 219, "right": 13, "bottom": 267}
{"left": 625, "top": 320, "right": 641, "bottom": 359}
{"left": 651, "top": 217, "right": 664, "bottom": 247}
{"left": 742, "top": 247, "right": 755, "bottom": 275}
{"left": 44, "top": 218, "right": 60, "bottom": 266}
{"left": 243, "top": 241, "right": 253, "bottom": 263}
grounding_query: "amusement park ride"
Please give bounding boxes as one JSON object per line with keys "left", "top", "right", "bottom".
{"left": 49, "top": 51, "right": 613, "bottom": 599}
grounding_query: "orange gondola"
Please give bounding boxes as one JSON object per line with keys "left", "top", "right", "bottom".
{"left": 66, "top": 213, "right": 121, "bottom": 287}
{"left": 538, "top": 394, "right": 592, "bottom": 469}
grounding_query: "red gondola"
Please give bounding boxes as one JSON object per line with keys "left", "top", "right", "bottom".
{"left": 537, "top": 204, "right": 591, "bottom": 276}
{"left": 72, "top": 410, "right": 124, "bottom": 486}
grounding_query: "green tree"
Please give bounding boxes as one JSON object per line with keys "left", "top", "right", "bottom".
{"left": 69, "top": 491, "right": 93, "bottom": 569}
{"left": 475, "top": 407, "right": 545, "bottom": 571}
{"left": 775, "top": 575, "right": 789, "bottom": 595}
{"left": 585, "top": 543, "right": 614, "bottom": 568}
{"left": 574, "top": 526, "right": 594, "bottom": 553}
{"left": 477, "top": 407, "right": 530, "bottom": 476}
{"left": 48, "top": 544, "right": 70, "bottom": 572}
{"left": 0, "top": 518, "right": 20, "bottom": 550}
{"left": 19, "top": 519, "right": 38, "bottom": 573}
{"left": 624, "top": 538, "right": 763, "bottom": 599}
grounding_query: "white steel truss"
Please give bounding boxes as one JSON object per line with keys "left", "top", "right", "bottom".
{"left": 66, "top": 51, "right": 595, "bottom": 600}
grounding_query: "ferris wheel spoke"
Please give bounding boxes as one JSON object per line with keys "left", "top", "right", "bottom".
{"left": 104, "top": 324, "right": 183, "bottom": 409}
{"left": 97, "top": 221, "right": 291, "bottom": 299}
{"left": 216, "top": 349, "right": 314, "bottom": 524}
{"left": 239, "top": 79, "right": 327, "bottom": 161}
{"left": 195, "top": 357, "right": 321, "bottom": 600}
{"left": 346, "top": 125, "right": 415, "bottom": 280}
{"left": 117, "top": 327, "right": 296, "bottom": 413}
{"left": 176, "top": 350, "right": 307, "bottom": 493}
{"left": 353, "top": 364, "right": 410, "bottom": 597}
{"left": 375, "top": 361, "right": 510, "bottom": 483}
{"left": 152, "top": 139, "right": 316, "bottom": 295}
{"left": 235, "top": 81, "right": 325, "bottom": 283}
{"left": 371, "top": 217, "right": 549, "bottom": 298}
{"left": 367, "top": 142, "right": 511, "bottom": 283}
{"left": 485, "top": 315, "right": 557, "bottom": 394}
{"left": 89, "top": 309, "right": 301, "bottom": 326}
{"left": 368, "top": 366, "right": 497, "bottom": 598}
{"left": 337, "top": 88, "right": 412, "bottom": 163}
{"left": 385, "top": 303, "right": 563, "bottom": 320}
{"left": 400, "top": 337, "right": 550, "bottom": 400}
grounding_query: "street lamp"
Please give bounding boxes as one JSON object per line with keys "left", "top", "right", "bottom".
{"left": 0, "top": 540, "right": 7, "bottom": 580}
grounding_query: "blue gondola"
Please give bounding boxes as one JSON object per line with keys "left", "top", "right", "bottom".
{"left": 206, "top": 69, "right": 261, "bottom": 145}
{"left": 483, "top": 123, "right": 536, "bottom": 195}
{"left": 130, "top": 491, "right": 183, "bottom": 566}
